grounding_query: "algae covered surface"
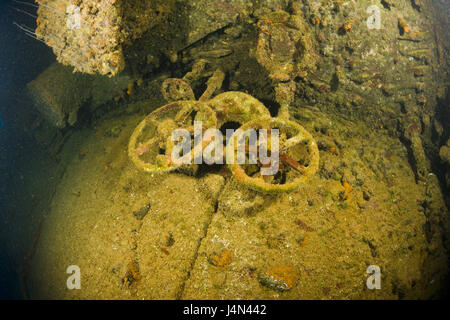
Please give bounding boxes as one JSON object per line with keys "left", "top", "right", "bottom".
{"left": 3, "top": 0, "right": 449, "bottom": 300}
{"left": 27, "top": 103, "right": 447, "bottom": 300}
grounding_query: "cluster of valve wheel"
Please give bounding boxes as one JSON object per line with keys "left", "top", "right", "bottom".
{"left": 128, "top": 70, "right": 319, "bottom": 193}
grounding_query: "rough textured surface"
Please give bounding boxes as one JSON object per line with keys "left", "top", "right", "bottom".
{"left": 14, "top": 0, "right": 449, "bottom": 300}
{"left": 27, "top": 107, "right": 449, "bottom": 299}
{"left": 34, "top": 0, "right": 290, "bottom": 76}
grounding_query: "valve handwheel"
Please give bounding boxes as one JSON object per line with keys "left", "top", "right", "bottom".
{"left": 128, "top": 101, "right": 217, "bottom": 173}
{"left": 226, "top": 117, "right": 319, "bottom": 193}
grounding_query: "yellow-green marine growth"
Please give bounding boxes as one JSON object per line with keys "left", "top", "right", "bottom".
{"left": 128, "top": 65, "right": 319, "bottom": 193}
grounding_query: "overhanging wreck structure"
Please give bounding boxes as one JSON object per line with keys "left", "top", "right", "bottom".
{"left": 35, "top": 0, "right": 174, "bottom": 76}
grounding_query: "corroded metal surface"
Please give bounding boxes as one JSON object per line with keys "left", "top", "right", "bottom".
{"left": 35, "top": 0, "right": 173, "bottom": 76}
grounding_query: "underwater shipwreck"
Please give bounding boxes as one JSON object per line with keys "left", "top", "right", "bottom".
{"left": 0, "top": 0, "right": 449, "bottom": 300}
